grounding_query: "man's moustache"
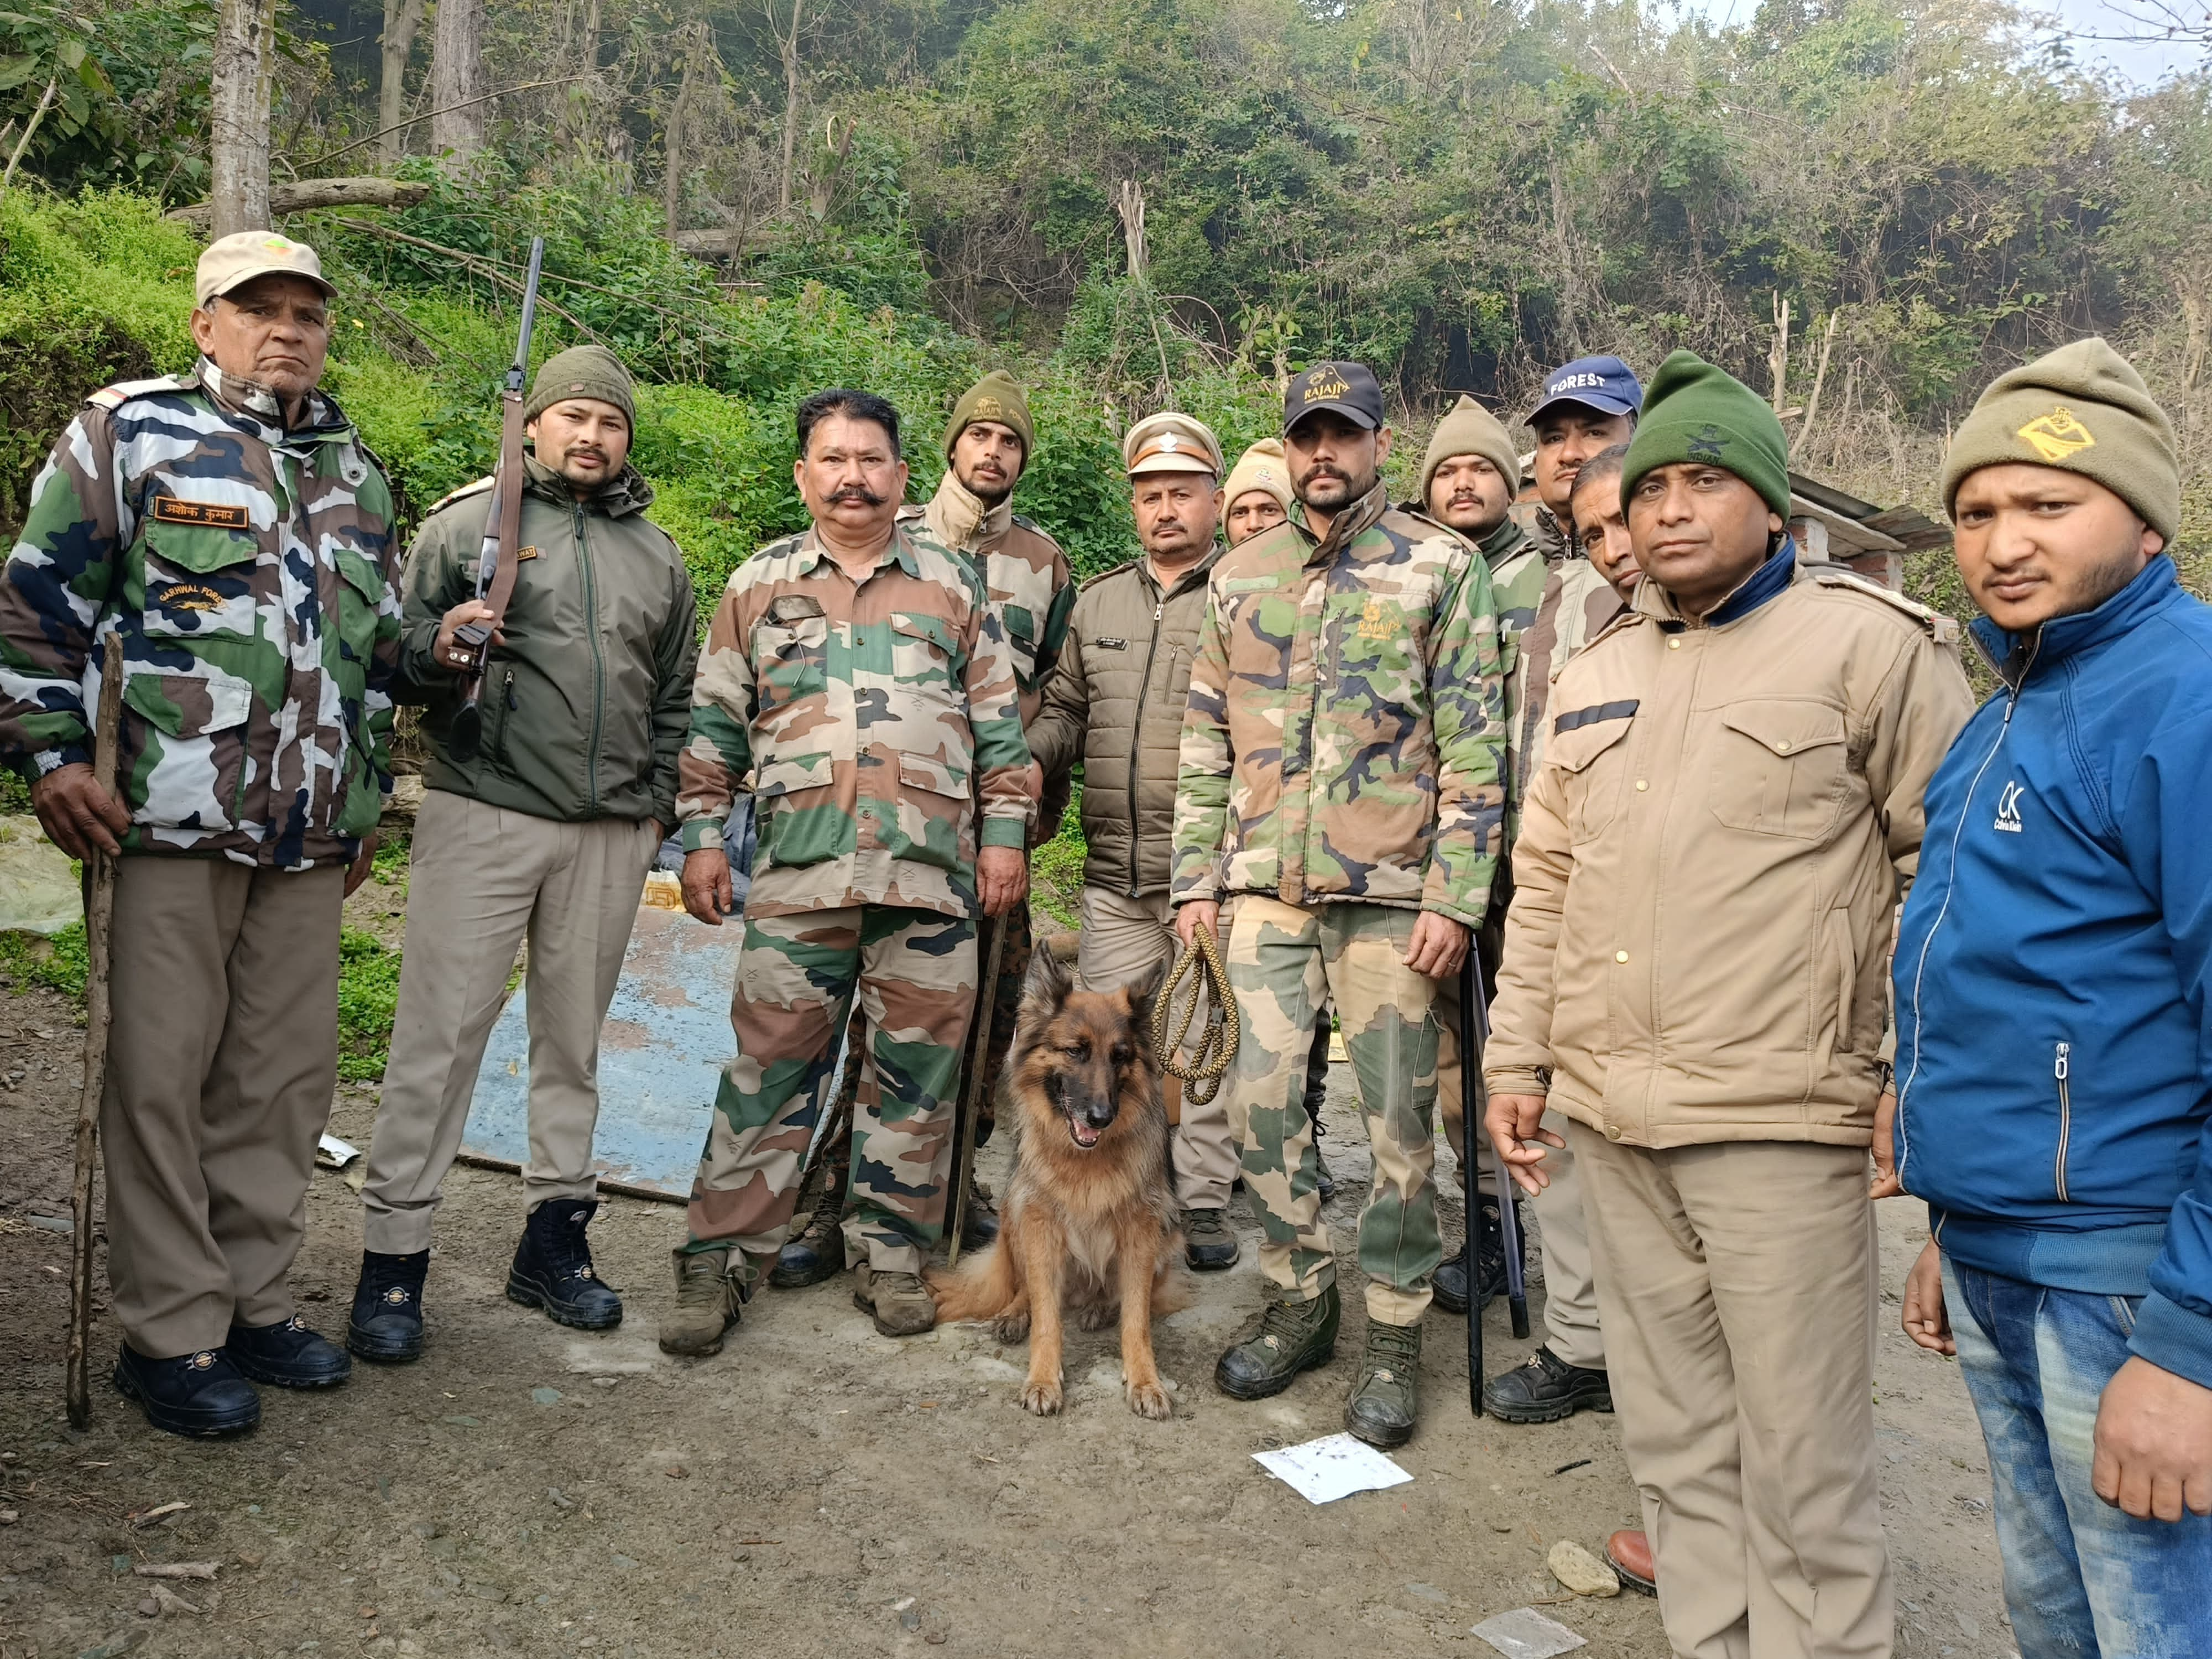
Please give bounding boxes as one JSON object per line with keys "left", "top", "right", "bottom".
{"left": 829, "top": 484, "right": 886, "bottom": 507}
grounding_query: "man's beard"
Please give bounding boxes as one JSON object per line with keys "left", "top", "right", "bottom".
{"left": 958, "top": 466, "right": 1013, "bottom": 507}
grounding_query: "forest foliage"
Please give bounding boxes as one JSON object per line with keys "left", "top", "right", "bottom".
{"left": 6, "top": 0, "right": 2212, "bottom": 581}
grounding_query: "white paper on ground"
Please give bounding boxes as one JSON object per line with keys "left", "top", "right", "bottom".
{"left": 316, "top": 1133, "right": 361, "bottom": 1168}
{"left": 1251, "top": 1432, "right": 1412, "bottom": 1504}
{"left": 1469, "top": 1607, "right": 1588, "bottom": 1658}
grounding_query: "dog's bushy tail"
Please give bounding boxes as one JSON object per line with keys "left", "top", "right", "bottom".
{"left": 923, "top": 1234, "right": 1021, "bottom": 1322}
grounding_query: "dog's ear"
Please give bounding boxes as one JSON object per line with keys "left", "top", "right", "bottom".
{"left": 1022, "top": 940, "right": 1075, "bottom": 1013}
{"left": 1121, "top": 957, "right": 1167, "bottom": 1035}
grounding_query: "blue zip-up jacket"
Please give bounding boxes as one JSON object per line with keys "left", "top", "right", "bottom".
{"left": 1895, "top": 557, "right": 2212, "bottom": 1390}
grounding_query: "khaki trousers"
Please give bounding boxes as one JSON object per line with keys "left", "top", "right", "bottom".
{"left": 1575, "top": 1125, "right": 1891, "bottom": 1659}
{"left": 103, "top": 856, "right": 342, "bottom": 1357}
{"left": 360, "top": 791, "right": 657, "bottom": 1254}
{"left": 1076, "top": 884, "right": 1238, "bottom": 1211}
{"left": 1439, "top": 982, "right": 1604, "bottom": 1369}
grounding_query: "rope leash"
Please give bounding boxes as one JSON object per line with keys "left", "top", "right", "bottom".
{"left": 1152, "top": 922, "right": 1239, "bottom": 1106}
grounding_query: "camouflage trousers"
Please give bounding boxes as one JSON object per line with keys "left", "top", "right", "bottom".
{"left": 1225, "top": 895, "right": 1442, "bottom": 1326}
{"left": 682, "top": 905, "right": 977, "bottom": 1284}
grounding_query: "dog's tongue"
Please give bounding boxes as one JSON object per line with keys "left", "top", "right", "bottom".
{"left": 1070, "top": 1118, "right": 1102, "bottom": 1148}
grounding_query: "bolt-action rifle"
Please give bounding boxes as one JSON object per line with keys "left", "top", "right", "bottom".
{"left": 445, "top": 236, "right": 544, "bottom": 763}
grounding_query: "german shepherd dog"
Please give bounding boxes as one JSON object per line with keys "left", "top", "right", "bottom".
{"left": 925, "top": 948, "right": 1191, "bottom": 1418}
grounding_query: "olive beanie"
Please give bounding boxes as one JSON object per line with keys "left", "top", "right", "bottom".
{"left": 1620, "top": 351, "right": 1791, "bottom": 520}
{"left": 943, "top": 370, "right": 1035, "bottom": 462}
{"left": 525, "top": 345, "right": 636, "bottom": 426}
{"left": 1939, "top": 338, "right": 2179, "bottom": 545}
{"left": 1420, "top": 394, "right": 1521, "bottom": 504}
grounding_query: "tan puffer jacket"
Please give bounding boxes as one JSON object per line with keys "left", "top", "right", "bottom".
{"left": 1029, "top": 547, "right": 1222, "bottom": 898}
{"left": 1484, "top": 561, "right": 1974, "bottom": 1147}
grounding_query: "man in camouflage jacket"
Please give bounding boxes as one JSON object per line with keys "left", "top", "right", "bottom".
{"left": 767, "top": 372, "right": 1072, "bottom": 1286}
{"left": 658, "top": 389, "right": 1031, "bottom": 1356}
{"left": 1175, "top": 361, "right": 1505, "bottom": 1449}
{"left": 0, "top": 233, "right": 401, "bottom": 1437}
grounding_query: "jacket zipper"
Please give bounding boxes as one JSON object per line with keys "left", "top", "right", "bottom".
{"left": 1125, "top": 586, "right": 1167, "bottom": 899}
{"left": 2053, "top": 1041, "right": 2073, "bottom": 1202}
{"left": 489, "top": 667, "right": 518, "bottom": 763}
{"left": 575, "top": 502, "right": 606, "bottom": 815}
{"left": 1897, "top": 629, "right": 2042, "bottom": 1188}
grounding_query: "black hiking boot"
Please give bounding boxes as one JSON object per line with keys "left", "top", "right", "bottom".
{"left": 113, "top": 1344, "right": 260, "bottom": 1438}
{"left": 1481, "top": 1345, "right": 1614, "bottom": 1423}
{"left": 1344, "top": 1319, "right": 1422, "bottom": 1449}
{"left": 1432, "top": 1194, "right": 1508, "bottom": 1316}
{"left": 771, "top": 1200, "right": 847, "bottom": 1288}
{"left": 1181, "top": 1207, "right": 1240, "bottom": 1271}
{"left": 506, "top": 1198, "right": 623, "bottom": 1331}
{"left": 228, "top": 1314, "right": 351, "bottom": 1389}
{"left": 1214, "top": 1283, "right": 1340, "bottom": 1400}
{"left": 962, "top": 1175, "right": 1001, "bottom": 1249}
{"left": 347, "top": 1248, "right": 430, "bottom": 1363}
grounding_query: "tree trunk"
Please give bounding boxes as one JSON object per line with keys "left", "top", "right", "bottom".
{"left": 430, "top": 0, "right": 487, "bottom": 163}
{"left": 379, "top": 0, "right": 429, "bottom": 165}
{"left": 664, "top": 25, "right": 701, "bottom": 239}
{"left": 209, "top": 0, "right": 276, "bottom": 239}
{"left": 168, "top": 177, "right": 432, "bottom": 229}
{"left": 775, "top": 0, "right": 803, "bottom": 216}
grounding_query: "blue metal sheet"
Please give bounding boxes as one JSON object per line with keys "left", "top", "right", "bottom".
{"left": 459, "top": 904, "right": 743, "bottom": 1199}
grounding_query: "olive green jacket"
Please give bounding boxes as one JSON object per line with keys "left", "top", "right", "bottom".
{"left": 401, "top": 458, "right": 697, "bottom": 826}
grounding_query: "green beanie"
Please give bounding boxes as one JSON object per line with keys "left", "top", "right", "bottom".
{"left": 525, "top": 345, "right": 636, "bottom": 426}
{"left": 944, "top": 371, "right": 1035, "bottom": 462}
{"left": 1420, "top": 394, "right": 1520, "bottom": 505}
{"left": 1939, "top": 337, "right": 2179, "bottom": 545}
{"left": 1619, "top": 350, "right": 1791, "bottom": 520}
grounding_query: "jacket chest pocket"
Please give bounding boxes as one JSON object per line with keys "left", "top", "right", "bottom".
{"left": 138, "top": 517, "right": 263, "bottom": 641}
{"left": 889, "top": 612, "right": 961, "bottom": 706}
{"left": 331, "top": 547, "right": 388, "bottom": 683}
{"left": 753, "top": 615, "right": 829, "bottom": 714}
{"left": 1551, "top": 709, "right": 1635, "bottom": 845}
{"left": 1709, "top": 700, "right": 1850, "bottom": 841}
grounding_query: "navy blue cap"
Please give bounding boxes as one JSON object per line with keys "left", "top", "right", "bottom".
{"left": 1529, "top": 355, "right": 1644, "bottom": 424}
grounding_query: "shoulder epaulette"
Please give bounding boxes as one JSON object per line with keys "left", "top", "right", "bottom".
{"left": 895, "top": 502, "right": 925, "bottom": 520}
{"left": 85, "top": 374, "right": 196, "bottom": 412}
{"left": 1008, "top": 512, "right": 1066, "bottom": 549}
{"left": 1808, "top": 567, "right": 1960, "bottom": 643}
{"left": 422, "top": 476, "right": 497, "bottom": 519}
{"left": 1076, "top": 558, "right": 1142, "bottom": 594}
{"left": 1580, "top": 608, "right": 1648, "bottom": 654}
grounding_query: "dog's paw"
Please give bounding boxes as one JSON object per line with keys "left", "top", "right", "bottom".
{"left": 1020, "top": 1377, "right": 1063, "bottom": 1416}
{"left": 1074, "top": 1302, "right": 1115, "bottom": 1332}
{"left": 1125, "top": 1376, "right": 1172, "bottom": 1421}
{"left": 993, "top": 1311, "right": 1030, "bottom": 1344}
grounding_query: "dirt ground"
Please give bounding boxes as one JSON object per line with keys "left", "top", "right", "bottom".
{"left": 0, "top": 966, "right": 2019, "bottom": 1659}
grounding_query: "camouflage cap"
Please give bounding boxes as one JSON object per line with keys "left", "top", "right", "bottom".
{"left": 195, "top": 231, "right": 336, "bottom": 309}
{"left": 1124, "top": 412, "right": 1223, "bottom": 478}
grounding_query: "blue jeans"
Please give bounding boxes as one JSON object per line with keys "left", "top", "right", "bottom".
{"left": 1943, "top": 1259, "right": 2212, "bottom": 1656}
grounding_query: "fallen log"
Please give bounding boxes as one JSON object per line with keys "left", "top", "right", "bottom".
{"left": 165, "top": 178, "right": 430, "bottom": 231}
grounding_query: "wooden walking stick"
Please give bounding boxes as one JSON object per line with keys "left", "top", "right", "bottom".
{"left": 946, "top": 916, "right": 1007, "bottom": 1270}
{"left": 66, "top": 632, "right": 124, "bottom": 1431}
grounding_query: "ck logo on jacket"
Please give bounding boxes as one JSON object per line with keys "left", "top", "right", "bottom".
{"left": 1994, "top": 780, "right": 2025, "bottom": 833}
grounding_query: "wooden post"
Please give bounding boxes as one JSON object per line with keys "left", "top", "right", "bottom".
{"left": 66, "top": 633, "right": 125, "bottom": 1431}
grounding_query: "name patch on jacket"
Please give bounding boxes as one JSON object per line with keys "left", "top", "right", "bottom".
{"left": 159, "top": 583, "right": 225, "bottom": 613}
{"left": 1094, "top": 637, "right": 1129, "bottom": 650}
{"left": 1554, "top": 699, "right": 1639, "bottom": 734}
{"left": 150, "top": 496, "right": 248, "bottom": 529}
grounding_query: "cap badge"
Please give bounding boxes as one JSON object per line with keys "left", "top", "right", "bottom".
{"left": 1158, "top": 433, "right": 1180, "bottom": 451}
{"left": 1305, "top": 368, "right": 1351, "bottom": 403}
{"left": 974, "top": 397, "right": 1003, "bottom": 418}
{"left": 1687, "top": 422, "right": 1729, "bottom": 466}
{"left": 2016, "top": 406, "right": 2096, "bottom": 464}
